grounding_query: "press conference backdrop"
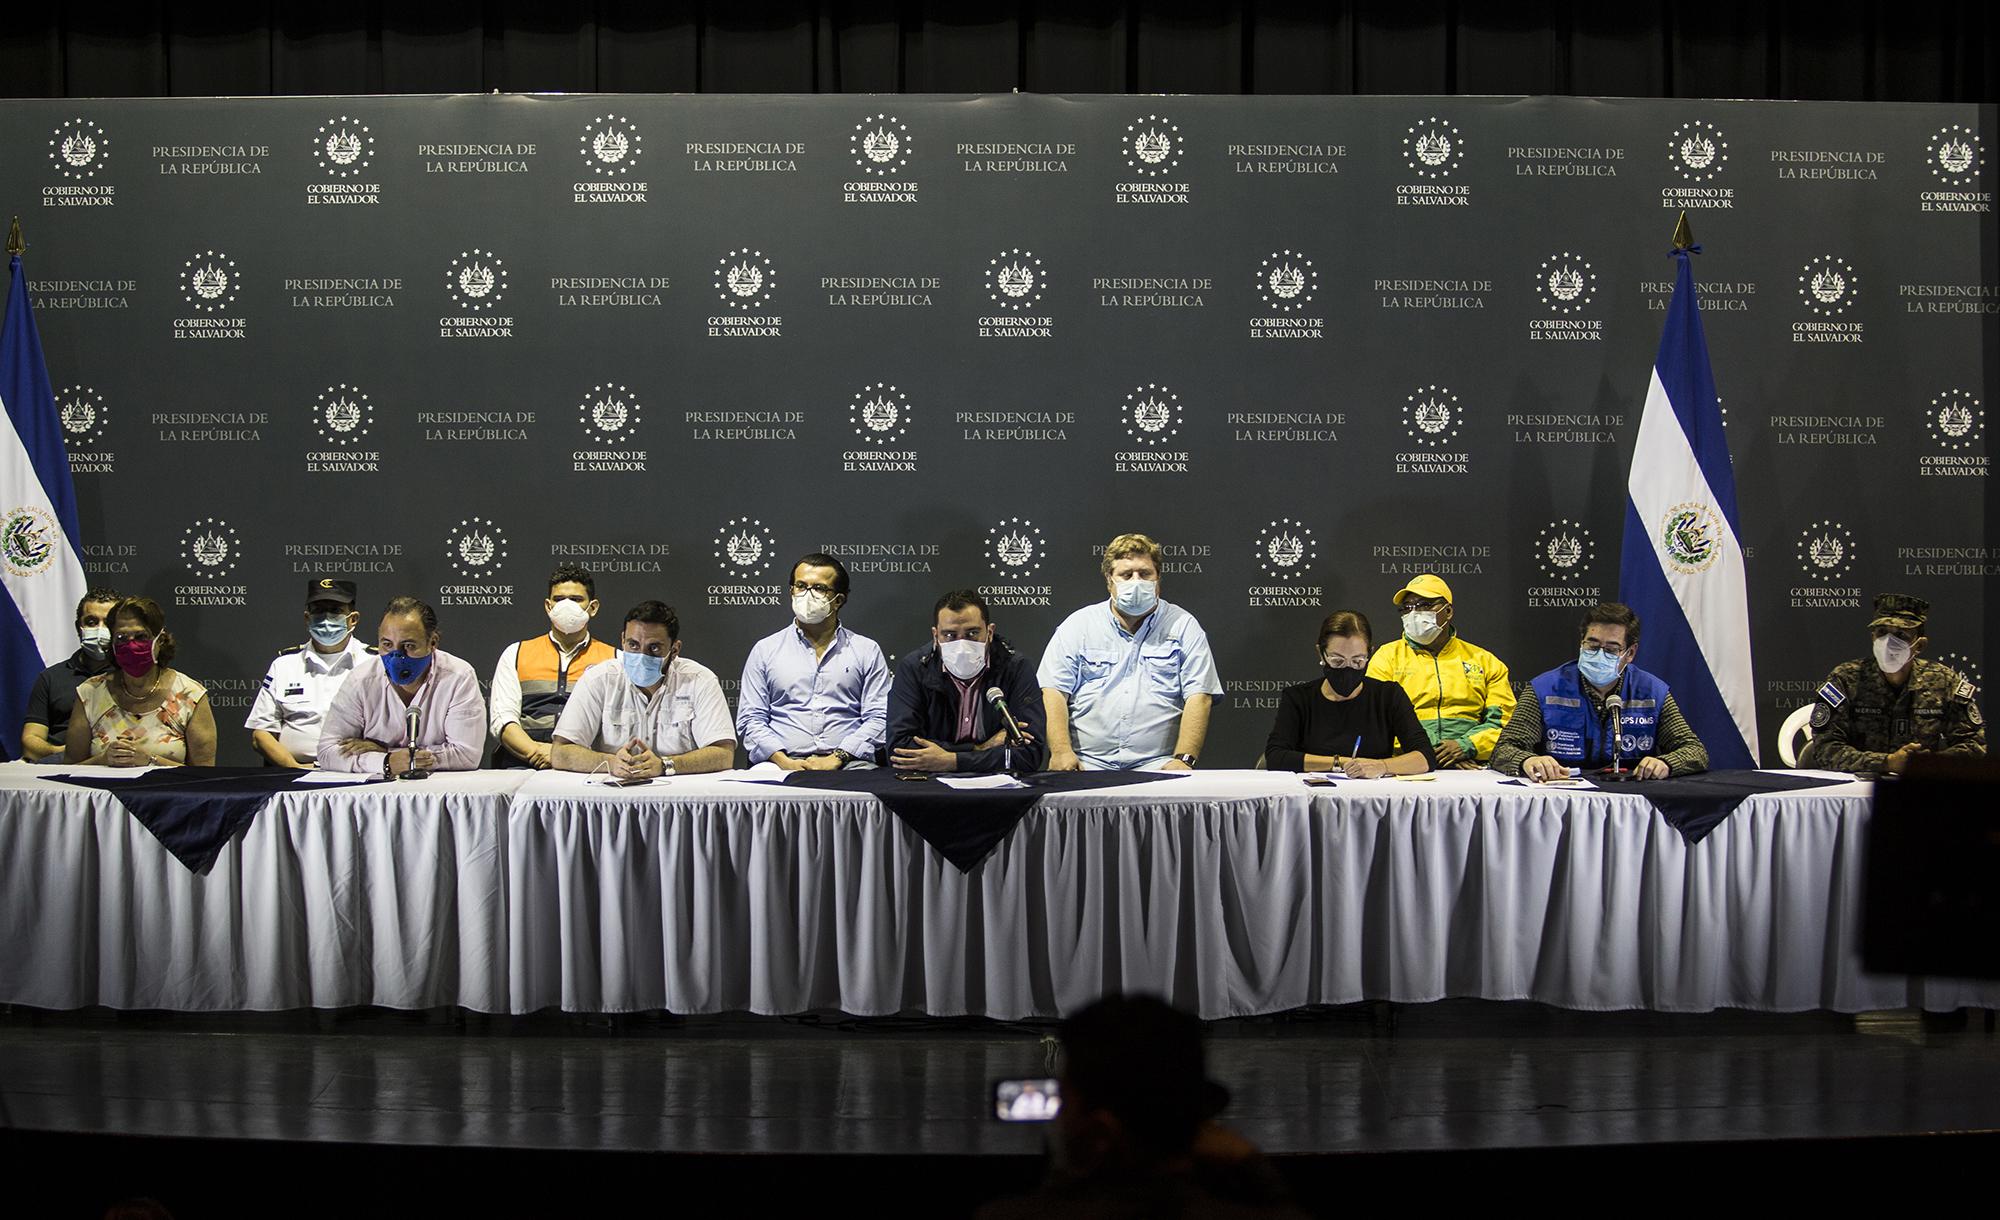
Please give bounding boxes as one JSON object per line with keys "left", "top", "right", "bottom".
{"left": 2, "top": 94, "right": 1993, "bottom": 767}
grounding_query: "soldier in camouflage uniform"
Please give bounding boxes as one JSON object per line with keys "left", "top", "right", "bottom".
{"left": 1798, "top": 593, "right": 1985, "bottom": 774}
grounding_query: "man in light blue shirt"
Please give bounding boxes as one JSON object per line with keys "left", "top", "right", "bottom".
{"left": 1039, "top": 532, "right": 1223, "bottom": 771}
{"left": 736, "top": 552, "right": 891, "bottom": 769}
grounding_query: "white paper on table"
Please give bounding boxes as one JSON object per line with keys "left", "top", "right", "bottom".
{"left": 293, "top": 770, "right": 381, "bottom": 786}
{"left": 586, "top": 773, "right": 670, "bottom": 788}
{"left": 1530, "top": 778, "right": 1598, "bottom": 790}
{"left": 712, "top": 763, "right": 793, "bottom": 784}
{"left": 934, "top": 773, "right": 1029, "bottom": 790}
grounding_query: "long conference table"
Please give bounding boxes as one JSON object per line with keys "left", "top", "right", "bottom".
{"left": 2, "top": 762, "right": 1994, "bottom": 1019}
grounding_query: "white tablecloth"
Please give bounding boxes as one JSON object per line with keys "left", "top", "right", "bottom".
{"left": 2, "top": 764, "right": 1993, "bottom": 1018}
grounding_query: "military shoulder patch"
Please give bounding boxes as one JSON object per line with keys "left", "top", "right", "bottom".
{"left": 1816, "top": 681, "right": 1845, "bottom": 708}
{"left": 1809, "top": 703, "right": 1832, "bottom": 729}
{"left": 1954, "top": 677, "right": 1977, "bottom": 701}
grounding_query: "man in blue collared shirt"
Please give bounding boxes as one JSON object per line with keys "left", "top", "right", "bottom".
{"left": 736, "top": 552, "right": 891, "bottom": 769}
{"left": 1039, "top": 532, "right": 1224, "bottom": 771}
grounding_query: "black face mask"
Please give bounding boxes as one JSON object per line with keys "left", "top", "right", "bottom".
{"left": 1322, "top": 665, "right": 1365, "bottom": 696}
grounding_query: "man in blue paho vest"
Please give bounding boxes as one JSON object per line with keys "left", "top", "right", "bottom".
{"left": 1489, "top": 602, "right": 1709, "bottom": 782}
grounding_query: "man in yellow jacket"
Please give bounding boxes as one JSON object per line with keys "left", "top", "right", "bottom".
{"left": 1365, "top": 574, "right": 1514, "bottom": 768}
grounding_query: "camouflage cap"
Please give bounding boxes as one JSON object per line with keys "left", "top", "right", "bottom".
{"left": 1867, "top": 592, "right": 1928, "bottom": 631}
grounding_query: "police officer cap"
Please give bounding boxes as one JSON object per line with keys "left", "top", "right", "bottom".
{"left": 306, "top": 578, "right": 357, "bottom": 607}
{"left": 1867, "top": 593, "right": 1928, "bottom": 632}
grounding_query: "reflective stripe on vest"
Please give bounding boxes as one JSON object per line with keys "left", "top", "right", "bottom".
{"left": 516, "top": 635, "right": 616, "bottom": 740}
{"left": 1530, "top": 661, "right": 1670, "bottom": 767}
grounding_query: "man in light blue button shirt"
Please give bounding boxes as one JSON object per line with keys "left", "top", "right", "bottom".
{"left": 736, "top": 552, "right": 891, "bottom": 769}
{"left": 1038, "top": 532, "right": 1224, "bottom": 771}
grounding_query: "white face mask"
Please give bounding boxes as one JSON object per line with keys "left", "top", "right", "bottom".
{"left": 939, "top": 638, "right": 988, "bottom": 680}
{"left": 1873, "top": 635, "right": 1914, "bottom": 674}
{"left": 79, "top": 624, "right": 111, "bottom": 655}
{"left": 1112, "top": 577, "right": 1158, "bottom": 616}
{"left": 548, "top": 599, "right": 590, "bottom": 635}
{"left": 1402, "top": 610, "right": 1443, "bottom": 645}
{"left": 792, "top": 590, "right": 835, "bottom": 625}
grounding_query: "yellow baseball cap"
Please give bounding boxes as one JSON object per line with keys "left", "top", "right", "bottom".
{"left": 1392, "top": 574, "right": 1453, "bottom": 606}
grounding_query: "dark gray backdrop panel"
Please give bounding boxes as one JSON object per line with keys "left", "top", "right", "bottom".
{"left": 3, "top": 93, "right": 1991, "bottom": 765}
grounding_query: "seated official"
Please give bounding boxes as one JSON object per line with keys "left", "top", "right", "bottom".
{"left": 489, "top": 564, "right": 617, "bottom": 769}
{"left": 316, "top": 597, "right": 486, "bottom": 775}
{"left": 1039, "top": 532, "right": 1223, "bottom": 771}
{"left": 245, "top": 578, "right": 374, "bottom": 769}
{"left": 888, "top": 589, "right": 1048, "bottom": 774}
{"left": 1798, "top": 593, "right": 1985, "bottom": 774}
{"left": 551, "top": 600, "right": 736, "bottom": 777}
{"left": 1365, "top": 573, "right": 1513, "bottom": 769}
{"left": 20, "top": 586, "right": 120, "bottom": 762}
{"left": 1489, "top": 602, "right": 1708, "bottom": 782}
{"left": 1263, "top": 611, "right": 1434, "bottom": 776}
{"left": 736, "top": 553, "right": 890, "bottom": 770}
{"left": 65, "top": 596, "right": 217, "bottom": 767}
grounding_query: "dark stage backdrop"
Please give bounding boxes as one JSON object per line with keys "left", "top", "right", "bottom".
{"left": 1, "top": 93, "right": 1993, "bottom": 766}
{"left": 1, "top": 4, "right": 1995, "bottom": 103}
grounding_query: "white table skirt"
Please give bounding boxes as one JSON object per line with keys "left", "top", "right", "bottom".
{"left": 3, "top": 765, "right": 1994, "bottom": 1018}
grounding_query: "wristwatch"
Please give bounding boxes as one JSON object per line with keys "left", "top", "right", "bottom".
{"left": 383, "top": 751, "right": 394, "bottom": 778}
{"left": 830, "top": 749, "right": 854, "bottom": 767}
{"left": 1173, "top": 753, "right": 1198, "bottom": 767}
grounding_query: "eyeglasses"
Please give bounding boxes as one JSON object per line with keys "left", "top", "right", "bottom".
{"left": 789, "top": 582, "right": 836, "bottom": 596}
{"left": 1579, "top": 643, "right": 1627, "bottom": 656}
{"left": 1320, "top": 654, "right": 1369, "bottom": 670}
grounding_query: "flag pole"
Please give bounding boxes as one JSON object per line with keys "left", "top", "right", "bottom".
{"left": 1671, "top": 209, "right": 1694, "bottom": 252}
{"left": 5, "top": 216, "right": 22, "bottom": 257}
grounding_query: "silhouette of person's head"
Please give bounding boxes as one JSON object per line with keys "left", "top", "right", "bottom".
{"left": 1055, "top": 993, "right": 1229, "bottom": 1171}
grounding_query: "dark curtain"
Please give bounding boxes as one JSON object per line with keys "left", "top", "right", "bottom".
{"left": 1, "top": 2, "right": 1993, "bottom": 101}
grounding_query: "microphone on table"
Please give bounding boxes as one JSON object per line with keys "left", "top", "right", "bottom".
{"left": 985, "top": 687, "right": 1028, "bottom": 745}
{"left": 400, "top": 703, "right": 432, "bottom": 781}
{"left": 1604, "top": 694, "right": 1624, "bottom": 777}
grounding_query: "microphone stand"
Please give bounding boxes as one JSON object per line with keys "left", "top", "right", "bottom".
{"left": 400, "top": 703, "right": 432, "bottom": 780}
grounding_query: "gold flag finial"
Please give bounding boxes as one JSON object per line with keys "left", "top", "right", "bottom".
{"left": 1671, "top": 210, "right": 1694, "bottom": 251}
{"left": 5, "top": 216, "right": 23, "bottom": 257}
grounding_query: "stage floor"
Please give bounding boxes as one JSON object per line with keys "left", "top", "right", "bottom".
{"left": 4, "top": 1001, "right": 1997, "bottom": 1160}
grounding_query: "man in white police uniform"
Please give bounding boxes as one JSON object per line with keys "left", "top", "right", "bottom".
{"left": 551, "top": 599, "right": 736, "bottom": 778}
{"left": 246, "top": 578, "right": 373, "bottom": 769}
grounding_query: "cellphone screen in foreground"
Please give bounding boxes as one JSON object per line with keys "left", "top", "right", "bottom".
{"left": 992, "top": 1077, "right": 1062, "bottom": 1122}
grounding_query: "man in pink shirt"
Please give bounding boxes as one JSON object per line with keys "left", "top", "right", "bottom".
{"left": 315, "top": 596, "right": 487, "bottom": 775}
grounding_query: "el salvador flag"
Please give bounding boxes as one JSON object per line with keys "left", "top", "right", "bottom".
{"left": 1, "top": 247, "right": 89, "bottom": 761}
{"left": 1617, "top": 225, "right": 1760, "bottom": 768}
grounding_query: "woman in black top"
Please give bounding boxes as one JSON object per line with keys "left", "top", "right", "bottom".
{"left": 1264, "top": 610, "right": 1435, "bottom": 776}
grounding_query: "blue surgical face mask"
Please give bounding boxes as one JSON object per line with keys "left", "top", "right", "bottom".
{"left": 382, "top": 650, "right": 433, "bottom": 686}
{"left": 309, "top": 614, "right": 352, "bottom": 648}
{"left": 1577, "top": 647, "right": 1623, "bottom": 687}
{"left": 620, "top": 649, "right": 666, "bottom": 688}
{"left": 1113, "top": 577, "right": 1158, "bottom": 616}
